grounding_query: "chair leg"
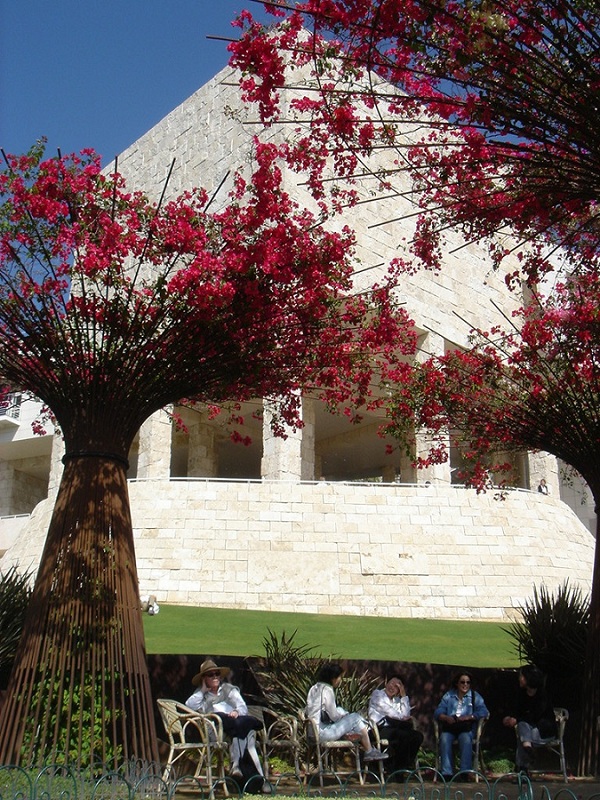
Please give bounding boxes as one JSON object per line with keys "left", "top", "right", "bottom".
{"left": 355, "top": 745, "right": 365, "bottom": 785}
{"left": 318, "top": 746, "right": 325, "bottom": 787}
{"left": 560, "top": 743, "right": 568, "bottom": 782}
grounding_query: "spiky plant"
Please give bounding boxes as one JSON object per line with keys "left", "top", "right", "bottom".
{"left": 250, "top": 629, "right": 378, "bottom": 716}
{"left": 503, "top": 580, "right": 589, "bottom": 703}
{"left": 0, "top": 565, "right": 33, "bottom": 674}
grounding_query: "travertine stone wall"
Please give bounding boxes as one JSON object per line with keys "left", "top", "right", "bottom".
{"left": 0, "top": 459, "right": 47, "bottom": 517}
{"left": 115, "top": 66, "right": 521, "bottom": 345}
{"left": 2, "top": 480, "right": 593, "bottom": 621}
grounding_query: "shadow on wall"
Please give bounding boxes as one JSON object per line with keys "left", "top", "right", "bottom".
{"left": 146, "top": 655, "right": 581, "bottom": 770}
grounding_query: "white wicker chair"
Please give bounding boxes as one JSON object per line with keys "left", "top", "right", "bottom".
{"left": 156, "top": 698, "right": 228, "bottom": 788}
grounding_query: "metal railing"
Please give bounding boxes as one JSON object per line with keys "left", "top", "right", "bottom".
{"left": 0, "top": 394, "right": 21, "bottom": 421}
{"left": 0, "top": 762, "right": 583, "bottom": 800}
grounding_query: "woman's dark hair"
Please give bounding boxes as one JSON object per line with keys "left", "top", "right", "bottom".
{"left": 317, "top": 662, "right": 344, "bottom": 685}
{"left": 451, "top": 670, "right": 474, "bottom": 689}
{"left": 520, "top": 664, "right": 545, "bottom": 690}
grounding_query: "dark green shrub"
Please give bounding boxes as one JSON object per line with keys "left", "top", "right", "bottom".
{"left": 250, "top": 629, "right": 379, "bottom": 716}
{"left": 0, "top": 564, "right": 33, "bottom": 675}
{"left": 502, "top": 580, "right": 589, "bottom": 703}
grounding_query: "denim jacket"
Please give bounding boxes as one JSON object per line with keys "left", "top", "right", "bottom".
{"left": 434, "top": 689, "right": 488, "bottom": 721}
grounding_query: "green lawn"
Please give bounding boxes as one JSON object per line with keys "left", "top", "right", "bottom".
{"left": 143, "top": 605, "right": 519, "bottom": 667}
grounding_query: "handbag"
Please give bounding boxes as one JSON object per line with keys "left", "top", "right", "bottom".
{"left": 379, "top": 717, "right": 414, "bottom": 731}
{"left": 440, "top": 717, "right": 474, "bottom": 734}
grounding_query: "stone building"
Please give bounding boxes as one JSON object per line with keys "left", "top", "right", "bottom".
{"left": 0, "top": 65, "right": 595, "bottom": 619}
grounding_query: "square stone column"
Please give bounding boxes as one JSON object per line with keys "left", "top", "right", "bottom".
{"left": 261, "top": 396, "right": 315, "bottom": 481}
{"left": 137, "top": 410, "right": 172, "bottom": 479}
{"left": 415, "top": 331, "right": 451, "bottom": 484}
{"left": 48, "top": 430, "right": 65, "bottom": 497}
{"left": 527, "top": 450, "right": 560, "bottom": 495}
{"left": 187, "top": 412, "right": 217, "bottom": 477}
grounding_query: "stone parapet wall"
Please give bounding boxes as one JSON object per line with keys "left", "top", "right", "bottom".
{"left": 2, "top": 480, "right": 593, "bottom": 621}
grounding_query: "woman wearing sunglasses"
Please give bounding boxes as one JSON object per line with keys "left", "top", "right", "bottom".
{"left": 186, "top": 659, "right": 265, "bottom": 784}
{"left": 434, "top": 671, "right": 489, "bottom": 779}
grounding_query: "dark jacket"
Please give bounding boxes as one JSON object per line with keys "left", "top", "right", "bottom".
{"left": 515, "top": 687, "right": 557, "bottom": 738}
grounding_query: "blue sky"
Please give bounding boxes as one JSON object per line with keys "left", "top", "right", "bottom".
{"left": 1, "top": 0, "right": 271, "bottom": 166}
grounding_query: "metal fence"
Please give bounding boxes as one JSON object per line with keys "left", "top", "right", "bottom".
{"left": 0, "top": 763, "right": 593, "bottom": 800}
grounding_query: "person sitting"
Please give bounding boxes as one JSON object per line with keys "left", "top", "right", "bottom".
{"left": 306, "top": 662, "right": 387, "bottom": 762}
{"left": 368, "top": 675, "right": 424, "bottom": 773}
{"left": 434, "top": 670, "right": 489, "bottom": 779}
{"left": 186, "top": 658, "right": 265, "bottom": 785}
{"left": 502, "top": 664, "right": 557, "bottom": 774}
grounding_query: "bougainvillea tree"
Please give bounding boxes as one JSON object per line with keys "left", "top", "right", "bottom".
{"left": 0, "top": 141, "right": 413, "bottom": 767}
{"left": 383, "top": 272, "right": 600, "bottom": 775}
{"left": 230, "top": 0, "right": 600, "bottom": 774}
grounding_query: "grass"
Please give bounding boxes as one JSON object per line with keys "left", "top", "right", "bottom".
{"left": 143, "top": 605, "right": 519, "bottom": 667}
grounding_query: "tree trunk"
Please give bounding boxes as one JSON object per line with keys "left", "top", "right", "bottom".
{"left": 578, "top": 498, "right": 600, "bottom": 776}
{"left": 0, "top": 454, "right": 158, "bottom": 768}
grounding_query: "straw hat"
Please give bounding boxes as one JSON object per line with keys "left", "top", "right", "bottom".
{"left": 191, "top": 659, "right": 230, "bottom": 687}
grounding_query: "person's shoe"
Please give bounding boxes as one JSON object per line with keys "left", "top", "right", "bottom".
{"left": 364, "top": 748, "right": 388, "bottom": 761}
{"left": 229, "top": 765, "right": 243, "bottom": 779}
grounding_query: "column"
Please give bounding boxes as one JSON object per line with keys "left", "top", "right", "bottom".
{"left": 261, "top": 396, "right": 315, "bottom": 481}
{"left": 47, "top": 430, "right": 65, "bottom": 497}
{"left": 136, "top": 410, "right": 172, "bottom": 479}
{"left": 188, "top": 412, "right": 218, "bottom": 477}
{"left": 527, "top": 450, "right": 560, "bottom": 496}
{"left": 415, "top": 331, "right": 451, "bottom": 484}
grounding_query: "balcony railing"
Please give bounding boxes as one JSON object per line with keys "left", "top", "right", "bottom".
{"left": 0, "top": 394, "right": 22, "bottom": 424}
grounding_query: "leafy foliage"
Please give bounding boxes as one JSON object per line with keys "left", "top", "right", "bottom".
{"left": 250, "top": 629, "right": 379, "bottom": 716}
{"left": 0, "top": 565, "right": 32, "bottom": 674}
{"left": 231, "top": 0, "right": 600, "bottom": 283}
{"left": 503, "top": 581, "right": 589, "bottom": 697}
{"left": 20, "top": 671, "right": 123, "bottom": 766}
{"left": 0, "top": 143, "right": 414, "bottom": 451}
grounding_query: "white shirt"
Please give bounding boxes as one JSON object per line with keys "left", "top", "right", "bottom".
{"left": 186, "top": 682, "right": 248, "bottom": 715}
{"left": 306, "top": 682, "right": 347, "bottom": 726}
{"left": 368, "top": 688, "right": 411, "bottom": 724}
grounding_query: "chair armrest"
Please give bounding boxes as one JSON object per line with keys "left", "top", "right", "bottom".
{"left": 554, "top": 708, "right": 569, "bottom": 737}
{"left": 201, "top": 712, "right": 226, "bottom": 744}
{"left": 171, "top": 714, "right": 205, "bottom": 744}
{"left": 368, "top": 718, "right": 382, "bottom": 747}
{"left": 299, "top": 711, "right": 319, "bottom": 742}
{"left": 476, "top": 717, "right": 488, "bottom": 735}
{"left": 266, "top": 713, "right": 298, "bottom": 741}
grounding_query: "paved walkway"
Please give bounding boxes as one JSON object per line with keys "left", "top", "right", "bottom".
{"left": 251, "top": 772, "right": 600, "bottom": 799}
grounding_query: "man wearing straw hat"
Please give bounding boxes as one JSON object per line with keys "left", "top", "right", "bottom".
{"left": 186, "top": 658, "right": 265, "bottom": 783}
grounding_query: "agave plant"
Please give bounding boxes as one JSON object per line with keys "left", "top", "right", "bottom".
{"left": 503, "top": 580, "right": 589, "bottom": 702}
{"left": 0, "top": 565, "right": 33, "bottom": 674}
{"left": 250, "top": 629, "right": 379, "bottom": 716}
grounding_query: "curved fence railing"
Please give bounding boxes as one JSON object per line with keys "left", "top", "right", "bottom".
{"left": 0, "top": 763, "right": 589, "bottom": 800}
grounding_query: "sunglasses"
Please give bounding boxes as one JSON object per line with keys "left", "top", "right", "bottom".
{"left": 204, "top": 671, "right": 221, "bottom": 678}
{"left": 459, "top": 680, "right": 471, "bottom": 685}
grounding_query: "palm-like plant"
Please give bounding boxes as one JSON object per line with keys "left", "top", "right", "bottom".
{"left": 503, "top": 581, "right": 589, "bottom": 704}
{"left": 0, "top": 566, "right": 32, "bottom": 674}
{"left": 250, "top": 629, "right": 379, "bottom": 716}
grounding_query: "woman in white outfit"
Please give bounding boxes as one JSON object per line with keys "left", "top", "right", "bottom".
{"left": 306, "top": 662, "right": 387, "bottom": 762}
